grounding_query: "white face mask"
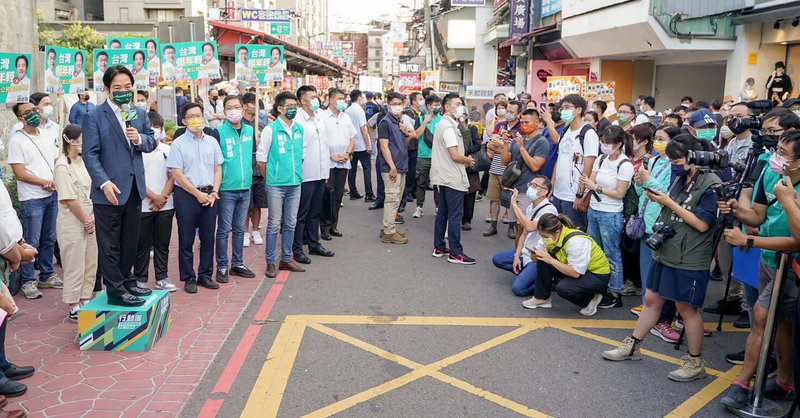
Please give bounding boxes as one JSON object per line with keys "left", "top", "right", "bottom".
{"left": 390, "top": 105, "right": 403, "bottom": 116}
{"left": 793, "top": 109, "right": 800, "bottom": 118}
{"left": 600, "top": 143, "right": 616, "bottom": 155}
{"left": 496, "top": 109, "right": 507, "bottom": 117}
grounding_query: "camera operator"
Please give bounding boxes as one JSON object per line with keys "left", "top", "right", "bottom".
{"left": 603, "top": 134, "right": 720, "bottom": 383}
{"left": 719, "top": 109, "right": 800, "bottom": 408}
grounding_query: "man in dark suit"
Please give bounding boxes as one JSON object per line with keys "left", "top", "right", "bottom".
{"left": 82, "top": 65, "right": 156, "bottom": 306}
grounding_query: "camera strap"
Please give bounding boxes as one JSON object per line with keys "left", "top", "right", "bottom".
{"left": 672, "top": 172, "right": 699, "bottom": 205}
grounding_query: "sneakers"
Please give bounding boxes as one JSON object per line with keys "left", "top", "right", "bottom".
{"left": 381, "top": 231, "right": 408, "bottom": 244}
{"left": 448, "top": 253, "right": 476, "bottom": 265}
{"left": 412, "top": 207, "right": 423, "bottom": 218}
{"left": 395, "top": 214, "right": 405, "bottom": 224}
{"left": 68, "top": 305, "right": 79, "bottom": 322}
{"left": 483, "top": 227, "right": 498, "bottom": 236}
{"left": 650, "top": 322, "right": 680, "bottom": 343}
{"left": 507, "top": 227, "right": 516, "bottom": 239}
{"left": 765, "top": 376, "right": 795, "bottom": 400}
{"left": 155, "top": 278, "right": 178, "bottom": 292}
{"left": 461, "top": 222, "right": 472, "bottom": 231}
{"left": 720, "top": 383, "right": 749, "bottom": 410}
{"left": 668, "top": 354, "right": 706, "bottom": 382}
{"left": 216, "top": 268, "right": 229, "bottom": 284}
{"left": 726, "top": 349, "right": 745, "bottom": 365}
{"left": 243, "top": 233, "right": 250, "bottom": 247}
{"left": 522, "top": 297, "right": 552, "bottom": 309}
{"left": 135, "top": 281, "right": 150, "bottom": 290}
{"left": 602, "top": 336, "right": 642, "bottom": 361}
{"left": 21, "top": 282, "right": 41, "bottom": 299}
{"left": 251, "top": 231, "right": 264, "bottom": 245}
{"left": 630, "top": 305, "right": 643, "bottom": 316}
{"left": 38, "top": 274, "right": 63, "bottom": 289}
{"left": 231, "top": 265, "right": 256, "bottom": 278}
{"left": 619, "top": 280, "right": 641, "bottom": 296}
{"left": 598, "top": 293, "right": 623, "bottom": 309}
{"left": 580, "top": 293, "right": 603, "bottom": 316}
{"left": 432, "top": 248, "right": 450, "bottom": 258}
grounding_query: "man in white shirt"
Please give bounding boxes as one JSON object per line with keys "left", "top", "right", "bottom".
{"left": 320, "top": 88, "right": 356, "bottom": 239}
{"left": 345, "top": 89, "right": 375, "bottom": 201}
{"left": 204, "top": 89, "right": 224, "bottom": 129}
{"left": 483, "top": 92, "right": 508, "bottom": 143}
{"left": 634, "top": 96, "right": 662, "bottom": 126}
{"left": 293, "top": 86, "right": 334, "bottom": 263}
{"left": 7, "top": 102, "right": 62, "bottom": 299}
{"left": 551, "top": 94, "right": 598, "bottom": 231}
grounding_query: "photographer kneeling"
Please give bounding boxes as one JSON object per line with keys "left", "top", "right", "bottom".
{"left": 603, "top": 134, "right": 720, "bottom": 382}
{"left": 719, "top": 109, "right": 800, "bottom": 408}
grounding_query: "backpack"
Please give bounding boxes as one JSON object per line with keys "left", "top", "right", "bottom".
{"left": 595, "top": 154, "right": 633, "bottom": 204}
{"left": 560, "top": 124, "right": 598, "bottom": 156}
{"left": 645, "top": 112, "right": 662, "bottom": 126}
{"left": 548, "top": 230, "right": 589, "bottom": 257}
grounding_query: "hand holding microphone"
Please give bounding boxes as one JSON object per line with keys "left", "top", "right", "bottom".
{"left": 121, "top": 104, "right": 141, "bottom": 145}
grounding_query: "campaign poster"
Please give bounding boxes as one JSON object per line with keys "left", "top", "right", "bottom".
{"left": 397, "top": 73, "right": 421, "bottom": 96}
{"left": 235, "top": 44, "right": 285, "bottom": 84}
{"left": 420, "top": 70, "right": 439, "bottom": 90}
{"left": 0, "top": 52, "right": 31, "bottom": 104}
{"left": 93, "top": 49, "right": 134, "bottom": 92}
{"left": 545, "top": 76, "right": 586, "bottom": 103}
{"left": 44, "top": 45, "right": 86, "bottom": 94}
{"left": 107, "top": 37, "right": 160, "bottom": 75}
{"left": 162, "top": 41, "right": 220, "bottom": 81}
{"left": 585, "top": 81, "right": 616, "bottom": 116}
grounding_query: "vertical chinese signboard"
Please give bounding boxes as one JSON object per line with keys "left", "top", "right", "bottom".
{"left": 0, "top": 52, "right": 31, "bottom": 104}
{"left": 510, "top": 0, "right": 530, "bottom": 39}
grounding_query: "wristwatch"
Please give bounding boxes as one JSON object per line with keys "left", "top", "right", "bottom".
{"left": 575, "top": 192, "right": 583, "bottom": 198}
{"left": 747, "top": 235, "right": 755, "bottom": 248}
{"left": 596, "top": 187, "right": 603, "bottom": 195}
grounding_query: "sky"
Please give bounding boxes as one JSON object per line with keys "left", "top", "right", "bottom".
{"left": 329, "top": 0, "right": 420, "bottom": 32}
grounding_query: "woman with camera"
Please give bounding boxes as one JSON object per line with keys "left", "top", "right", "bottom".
{"left": 526, "top": 213, "right": 611, "bottom": 316}
{"left": 603, "top": 133, "right": 720, "bottom": 383}
{"left": 579, "top": 126, "right": 634, "bottom": 309}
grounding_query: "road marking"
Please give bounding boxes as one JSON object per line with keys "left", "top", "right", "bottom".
{"left": 665, "top": 365, "right": 741, "bottom": 418}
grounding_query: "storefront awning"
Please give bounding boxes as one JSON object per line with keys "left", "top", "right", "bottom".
{"left": 731, "top": 0, "right": 800, "bottom": 25}
{"left": 498, "top": 24, "right": 558, "bottom": 48}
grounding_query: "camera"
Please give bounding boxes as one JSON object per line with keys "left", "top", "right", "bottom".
{"left": 727, "top": 100, "right": 773, "bottom": 135}
{"left": 687, "top": 149, "right": 730, "bottom": 170}
{"left": 646, "top": 222, "right": 676, "bottom": 251}
{"left": 711, "top": 182, "right": 743, "bottom": 202}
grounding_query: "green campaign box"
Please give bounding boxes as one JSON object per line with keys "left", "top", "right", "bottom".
{"left": 78, "top": 290, "right": 171, "bottom": 351}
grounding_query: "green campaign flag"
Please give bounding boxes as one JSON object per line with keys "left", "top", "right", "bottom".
{"left": 93, "top": 49, "right": 135, "bottom": 92}
{"left": 44, "top": 45, "right": 86, "bottom": 94}
{"left": 162, "top": 41, "right": 220, "bottom": 81}
{"left": 106, "top": 37, "right": 160, "bottom": 76}
{"left": 234, "top": 44, "right": 285, "bottom": 85}
{"left": 0, "top": 52, "right": 31, "bottom": 104}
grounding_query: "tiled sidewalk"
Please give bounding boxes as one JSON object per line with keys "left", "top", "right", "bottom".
{"left": 6, "top": 230, "right": 269, "bottom": 417}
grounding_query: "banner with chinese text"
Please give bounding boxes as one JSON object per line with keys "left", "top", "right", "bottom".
{"left": 0, "top": 52, "right": 30, "bottom": 104}
{"left": 44, "top": 45, "right": 85, "bottom": 94}
{"left": 106, "top": 37, "right": 160, "bottom": 75}
{"left": 234, "top": 44, "right": 285, "bottom": 85}
{"left": 546, "top": 76, "right": 586, "bottom": 102}
{"left": 397, "top": 73, "right": 421, "bottom": 95}
{"left": 92, "top": 49, "right": 134, "bottom": 92}
{"left": 162, "top": 41, "right": 220, "bottom": 81}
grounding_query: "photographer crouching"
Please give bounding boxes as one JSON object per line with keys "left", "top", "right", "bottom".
{"left": 719, "top": 109, "right": 800, "bottom": 409}
{"left": 603, "top": 134, "right": 720, "bottom": 382}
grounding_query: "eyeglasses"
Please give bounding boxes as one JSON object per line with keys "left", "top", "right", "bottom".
{"left": 764, "top": 128, "right": 786, "bottom": 136}
{"left": 560, "top": 104, "right": 575, "bottom": 110}
{"left": 527, "top": 182, "right": 546, "bottom": 189}
{"left": 19, "top": 107, "right": 39, "bottom": 117}
{"left": 185, "top": 115, "right": 203, "bottom": 120}
{"left": 618, "top": 110, "right": 632, "bottom": 115}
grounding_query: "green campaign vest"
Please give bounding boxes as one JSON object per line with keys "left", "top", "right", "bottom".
{"left": 546, "top": 226, "right": 611, "bottom": 275}
{"left": 755, "top": 166, "right": 800, "bottom": 268}
{"left": 216, "top": 121, "right": 254, "bottom": 191}
{"left": 266, "top": 119, "right": 304, "bottom": 187}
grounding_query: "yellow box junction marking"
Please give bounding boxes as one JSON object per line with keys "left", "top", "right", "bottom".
{"left": 241, "top": 315, "right": 747, "bottom": 417}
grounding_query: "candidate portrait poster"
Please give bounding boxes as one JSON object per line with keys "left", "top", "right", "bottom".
{"left": 0, "top": 52, "right": 31, "bottom": 104}
{"left": 162, "top": 41, "right": 220, "bottom": 81}
{"left": 235, "top": 44, "right": 285, "bottom": 84}
{"left": 107, "top": 37, "right": 160, "bottom": 76}
{"left": 93, "top": 49, "right": 134, "bottom": 92}
{"left": 44, "top": 45, "right": 86, "bottom": 94}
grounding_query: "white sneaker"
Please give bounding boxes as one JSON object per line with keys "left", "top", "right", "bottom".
{"left": 155, "top": 278, "right": 178, "bottom": 292}
{"left": 580, "top": 293, "right": 604, "bottom": 316}
{"left": 136, "top": 281, "right": 150, "bottom": 290}
{"left": 412, "top": 207, "right": 423, "bottom": 218}
{"left": 251, "top": 231, "right": 264, "bottom": 245}
{"left": 243, "top": 233, "right": 251, "bottom": 247}
{"left": 522, "top": 297, "right": 552, "bottom": 309}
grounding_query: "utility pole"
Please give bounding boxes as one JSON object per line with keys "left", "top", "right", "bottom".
{"left": 425, "top": 0, "right": 436, "bottom": 71}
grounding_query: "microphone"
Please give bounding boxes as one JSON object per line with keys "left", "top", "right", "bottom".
{"left": 121, "top": 103, "right": 132, "bottom": 128}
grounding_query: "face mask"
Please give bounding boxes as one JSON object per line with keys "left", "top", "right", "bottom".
{"left": 152, "top": 128, "right": 164, "bottom": 140}
{"left": 770, "top": 153, "right": 788, "bottom": 174}
{"left": 526, "top": 186, "right": 539, "bottom": 201}
{"left": 560, "top": 109, "right": 575, "bottom": 124}
{"left": 417, "top": 99, "right": 425, "bottom": 108}
{"left": 336, "top": 99, "right": 347, "bottom": 111}
{"left": 135, "top": 102, "right": 147, "bottom": 110}
{"left": 505, "top": 112, "right": 515, "bottom": 121}
{"left": 671, "top": 163, "right": 690, "bottom": 178}
{"left": 719, "top": 125, "right": 735, "bottom": 140}
{"left": 309, "top": 98, "right": 320, "bottom": 111}
{"left": 542, "top": 233, "right": 558, "bottom": 248}
{"left": 793, "top": 109, "right": 800, "bottom": 118}
{"left": 112, "top": 90, "right": 133, "bottom": 106}
{"left": 616, "top": 113, "right": 629, "bottom": 124}
{"left": 600, "top": 143, "right": 616, "bottom": 155}
{"left": 41, "top": 105, "right": 54, "bottom": 119}
{"left": 695, "top": 128, "right": 716, "bottom": 141}
{"left": 520, "top": 124, "right": 535, "bottom": 135}
{"left": 23, "top": 112, "right": 41, "bottom": 127}
{"left": 226, "top": 109, "right": 243, "bottom": 124}
{"left": 186, "top": 118, "right": 205, "bottom": 133}
{"left": 496, "top": 109, "right": 507, "bottom": 117}
{"left": 432, "top": 107, "right": 440, "bottom": 115}
{"left": 632, "top": 141, "right": 641, "bottom": 152}
{"left": 258, "top": 109, "right": 267, "bottom": 118}
{"left": 653, "top": 141, "right": 667, "bottom": 155}
{"left": 390, "top": 105, "right": 403, "bottom": 116}
{"left": 284, "top": 107, "right": 297, "bottom": 120}
{"left": 454, "top": 106, "right": 466, "bottom": 120}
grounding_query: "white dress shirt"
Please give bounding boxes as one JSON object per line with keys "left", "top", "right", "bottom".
{"left": 296, "top": 108, "right": 329, "bottom": 181}
{"left": 323, "top": 109, "right": 357, "bottom": 170}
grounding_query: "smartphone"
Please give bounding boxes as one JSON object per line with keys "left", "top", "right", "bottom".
{"left": 783, "top": 163, "right": 790, "bottom": 185}
{"left": 643, "top": 187, "right": 656, "bottom": 194}
{"left": 642, "top": 156, "right": 650, "bottom": 170}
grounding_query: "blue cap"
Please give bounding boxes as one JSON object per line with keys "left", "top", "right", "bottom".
{"left": 365, "top": 92, "right": 374, "bottom": 99}
{"left": 688, "top": 108, "right": 716, "bottom": 128}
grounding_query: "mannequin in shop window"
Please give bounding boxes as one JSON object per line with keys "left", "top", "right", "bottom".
{"left": 766, "top": 61, "right": 793, "bottom": 107}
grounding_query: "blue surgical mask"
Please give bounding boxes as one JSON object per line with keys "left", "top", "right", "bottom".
{"left": 432, "top": 107, "right": 440, "bottom": 115}
{"left": 526, "top": 186, "right": 538, "bottom": 201}
{"left": 335, "top": 99, "right": 347, "bottom": 111}
{"left": 310, "top": 98, "right": 320, "bottom": 111}
{"left": 671, "top": 163, "right": 690, "bottom": 178}
{"left": 695, "top": 128, "right": 716, "bottom": 141}
{"left": 258, "top": 109, "right": 267, "bottom": 119}
{"left": 560, "top": 109, "right": 575, "bottom": 124}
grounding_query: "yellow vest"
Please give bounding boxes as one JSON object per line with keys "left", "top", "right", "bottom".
{"left": 546, "top": 226, "right": 611, "bottom": 275}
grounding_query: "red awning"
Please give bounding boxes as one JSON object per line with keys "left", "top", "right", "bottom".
{"left": 498, "top": 24, "right": 558, "bottom": 49}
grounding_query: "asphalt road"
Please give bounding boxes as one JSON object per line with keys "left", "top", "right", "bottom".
{"left": 183, "top": 168, "right": 788, "bottom": 418}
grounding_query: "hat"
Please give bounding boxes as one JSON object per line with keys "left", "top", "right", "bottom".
{"left": 688, "top": 108, "right": 717, "bottom": 128}
{"left": 783, "top": 98, "right": 800, "bottom": 109}
{"left": 365, "top": 92, "right": 374, "bottom": 99}
{"left": 723, "top": 95, "right": 734, "bottom": 105}
{"left": 776, "top": 61, "right": 786, "bottom": 69}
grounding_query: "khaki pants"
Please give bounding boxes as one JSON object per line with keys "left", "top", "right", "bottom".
{"left": 57, "top": 203, "right": 98, "bottom": 304}
{"left": 381, "top": 172, "right": 406, "bottom": 234}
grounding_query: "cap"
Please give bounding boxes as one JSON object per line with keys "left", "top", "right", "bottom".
{"left": 783, "top": 98, "right": 800, "bottom": 109}
{"left": 688, "top": 108, "right": 717, "bottom": 128}
{"left": 365, "top": 92, "right": 374, "bottom": 99}
{"left": 776, "top": 61, "right": 786, "bottom": 69}
{"left": 723, "top": 95, "right": 734, "bottom": 104}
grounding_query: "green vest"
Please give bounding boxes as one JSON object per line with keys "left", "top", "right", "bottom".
{"left": 653, "top": 171, "right": 720, "bottom": 270}
{"left": 417, "top": 114, "right": 441, "bottom": 159}
{"left": 266, "top": 119, "right": 304, "bottom": 187}
{"left": 547, "top": 226, "right": 611, "bottom": 275}
{"left": 755, "top": 166, "right": 800, "bottom": 268}
{"left": 216, "top": 121, "right": 254, "bottom": 191}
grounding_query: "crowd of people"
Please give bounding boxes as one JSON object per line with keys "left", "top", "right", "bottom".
{"left": 2, "top": 60, "right": 800, "bottom": 414}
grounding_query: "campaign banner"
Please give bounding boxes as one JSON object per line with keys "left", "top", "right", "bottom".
{"left": 106, "top": 37, "right": 160, "bottom": 76}
{"left": 235, "top": 44, "right": 285, "bottom": 84}
{"left": 44, "top": 45, "right": 86, "bottom": 94}
{"left": 397, "top": 73, "right": 421, "bottom": 95}
{"left": 0, "top": 53, "right": 31, "bottom": 104}
{"left": 93, "top": 49, "right": 134, "bottom": 92}
{"left": 420, "top": 70, "right": 439, "bottom": 91}
{"left": 585, "top": 81, "right": 616, "bottom": 116}
{"left": 162, "top": 41, "right": 220, "bottom": 82}
{"left": 546, "top": 76, "right": 586, "bottom": 103}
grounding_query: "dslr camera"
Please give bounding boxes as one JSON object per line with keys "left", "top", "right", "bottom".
{"left": 687, "top": 149, "right": 731, "bottom": 171}
{"left": 646, "top": 222, "right": 676, "bottom": 251}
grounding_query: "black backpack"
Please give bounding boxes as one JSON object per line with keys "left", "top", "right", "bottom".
{"left": 560, "top": 124, "right": 598, "bottom": 156}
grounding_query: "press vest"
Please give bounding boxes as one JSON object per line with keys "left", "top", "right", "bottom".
{"left": 546, "top": 226, "right": 611, "bottom": 275}
{"left": 216, "top": 122, "right": 254, "bottom": 191}
{"left": 266, "top": 119, "right": 304, "bottom": 187}
{"left": 430, "top": 115, "right": 469, "bottom": 192}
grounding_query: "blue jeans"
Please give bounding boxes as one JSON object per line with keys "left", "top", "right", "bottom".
{"left": 19, "top": 193, "right": 58, "bottom": 283}
{"left": 265, "top": 185, "right": 301, "bottom": 264}
{"left": 587, "top": 208, "right": 623, "bottom": 293}
{"left": 551, "top": 195, "right": 587, "bottom": 231}
{"left": 493, "top": 249, "right": 538, "bottom": 296}
{"left": 216, "top": 190, "right": 251, "bottom": 269}
{"left": 434, "top": 186, "right": 465, "bottom": 256}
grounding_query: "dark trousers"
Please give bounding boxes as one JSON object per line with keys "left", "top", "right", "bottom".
{"left": 294, "top": 179, "right": 325, "bottom": 254}
{"left": 463, "top": 192, "right": 477, "bottom": 224}
{"left": 480, "top": 170, "right": 489, "bottom": 195}
{"left": 134, "top": 209, "right": 174, "bottom": 282}
{"left": 348, "top": 151, "right": 373, "bottom": 198}
{"left": 174, "top": 187, "right": 217, "bottom": 281}
{"left": 551, "top": 195, "right": 588, "bottom": 232}
{"left": 93, "top": 187, "right": 142, "bottom": 299}
{"left": 534, "top": 261, "right": 610, "bottom": 308}
{"left": 0, "top": 320, "right": 10, "bottom": 379}
{"left": 621, "top": 236, "right": 641, "bottom": 287}
{"left": 434, "top": 186, "right": 465, "bottom": 256}
{"left": 322, "top": 168, "right": 348, "bottom": 232}
{"left": 405, "top": 150, "right": 418, "bottom": 200}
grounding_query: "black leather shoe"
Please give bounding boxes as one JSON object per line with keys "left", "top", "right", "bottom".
{"left": 364, "top": 195, "right": 376, "bottom": 202}
{"left": 107, "top": 293, "right": 145, "bottom": 307}
{"left": 0, "top": 379, "right": 26, "bottom": 398}
{"left": 124, "top": 284, "right": 152, "bottom": 296}
{"left": 309, "top": 246, "right": 335, "bottom": 257}
{"left": 197, "top": 277, "right": 220, "bottom": 290}
{"left": 368, "top": 203, "right": 384, "bottom": 210}
{"left": 349, "top": 193, "right": 363, "bottom": 200}
{"left": 294, "top": 252, "right": 312, "bottom": 264}
{"left": 184, "top": 278, "right": 198, "bottom": 293}
{"left": 330, "top": 228, "right": 343, "bottom": 237}
{"left": 216, "top": 268, "right": 229, "bottom": 283}
{"left": 4, "top": 364, "right": 34, "bottom": 381}
{"left": 230, "top": 265, "right": 256, "bottom": 278}
{"left": 320, "top": 231, "right": 332, "bottom": 241}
